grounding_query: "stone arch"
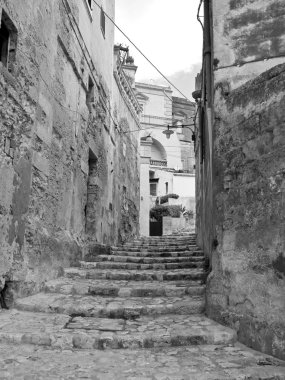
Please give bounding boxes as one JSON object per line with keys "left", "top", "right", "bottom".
{"left": 151, "top": 138, "right": 167, "bottom": 161}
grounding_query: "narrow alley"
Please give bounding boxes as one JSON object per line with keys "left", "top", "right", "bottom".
{"left": 0, "top": 0, "right": 285, "bottom": 379}
{"left": 1, "top": 234, "right": 285, "bottom": 379}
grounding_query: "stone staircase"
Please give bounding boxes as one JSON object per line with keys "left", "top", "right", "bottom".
{"left": 1, "top": 234, "right": 238, "bottom": 349}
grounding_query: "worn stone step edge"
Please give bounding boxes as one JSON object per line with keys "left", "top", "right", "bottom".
{"left": 110, "top": 250, "right": 203, "bottom": 257}
{"left": 0, "top": 328, "right": 237, "bottom": 351}
{"left": 135, "top": 243, "right": 197, "bottom": 245}
{"left": 124, "top": 241, "right": 197, "bottom": 246}
{"left": 64, "top": 267, "right": 207, "bottom": 283}
{"left": 112, "top": 246, "right": 198, "bottom": 252}
{"left": 14, "top": 293, "right": 205, "bottom": 318}
{"left": 44, "top": 278, "right": 205, "bottom": 297}
{"left": 86, "top": 254, "right": 205, "bottom": 264}
{"left": 0, "top": 311, "right": 237, "bottom": 350}
{"left": 79, "top": 261, "right": 205, "bottom": 271}
{"left": 137, "top": 236, "right": 196, "bottom": 241}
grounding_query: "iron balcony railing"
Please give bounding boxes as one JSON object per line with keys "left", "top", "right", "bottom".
{"left": 150, "top": 159, "right": 167, "bottom": 167}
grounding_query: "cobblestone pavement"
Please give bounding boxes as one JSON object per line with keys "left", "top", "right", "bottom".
{"left": 1, "top": 235, "right": 285, "bottom": 379}
{"left": 0, "top": 342, "right": 285, "bottom": 379}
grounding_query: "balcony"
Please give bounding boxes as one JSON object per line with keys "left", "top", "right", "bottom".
{"left": 150, "top": 159, "right": 167, "bottom": 167}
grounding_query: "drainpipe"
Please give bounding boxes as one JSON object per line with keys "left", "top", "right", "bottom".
{"left": 203, "top": 0, "right": 214, "bottom": 263}
{"left": 203, "top": 0, "right": 212, "bottom": 107}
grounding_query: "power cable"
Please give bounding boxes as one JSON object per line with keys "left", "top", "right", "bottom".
{"left": 92, "top": 0, "right": 191, "bottom": 102}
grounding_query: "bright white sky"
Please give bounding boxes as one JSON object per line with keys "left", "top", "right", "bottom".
{"left": 115, "top": 0, "right": 203, "bottom": 99}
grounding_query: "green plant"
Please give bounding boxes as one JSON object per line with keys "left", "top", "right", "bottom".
{"left": 157, "top": 193, "right": 179, "bottom": 205}
{"left": 150, "top": 205, "right": 182, "bottom": 220}
{"left": 182, "top": 208, "right": 194, "bottom": 219}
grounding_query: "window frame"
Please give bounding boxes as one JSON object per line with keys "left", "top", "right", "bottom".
{"left": 86, "top": 76, "right": 95, "bottom": 111}
{"left": 0, "top": 10, "right": 17, "bottom": 72}
{"left": 150, "top": 183, "right": 157, "bottom": 197}
{"left": 100, "top": 6, "right": 106, "bottom": 38}
{"left": 83, "top": 0, "right": 93, "bottom": 20}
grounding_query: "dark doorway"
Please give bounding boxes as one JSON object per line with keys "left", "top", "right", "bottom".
{"left": 85, "top": 149, "right": 98, "bottom": 235}
{"left": 150, "top": 218, "right": 162, "bottom": 236}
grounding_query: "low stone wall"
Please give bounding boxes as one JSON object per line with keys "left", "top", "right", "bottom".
{"left": 163, "top": 216, "right": 194, "bottom": 235}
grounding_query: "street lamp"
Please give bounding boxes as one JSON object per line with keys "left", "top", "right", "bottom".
{"left": 162, "top": 125, "right": 174, "bottom": 139}
{"left": 162, "top": 124, "right": 195, "bottom": 142}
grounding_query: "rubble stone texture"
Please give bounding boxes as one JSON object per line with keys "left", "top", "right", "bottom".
{"left": 196, "top": 0, "right": 285, "bottom": 360}
{"left": 0, "top": 234, "right": 285, "bottom": 378}
{"left": 0, "top": 0, "right": 140, "bottom": 299}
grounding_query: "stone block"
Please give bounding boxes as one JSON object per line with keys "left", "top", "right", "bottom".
{"left": 32, "top": 151, "right": 49, "bottom": 176}
{"left": 80, "top": 159, "right": 88, "bottom": 175}
{"left": 36, "top": 123, "right": 51, "bottom": 145}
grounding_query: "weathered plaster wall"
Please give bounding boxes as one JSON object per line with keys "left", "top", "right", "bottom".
{"left": 111, "top": 60, "right": 140, "bottom": 244}
{"left": 0, "top": 0, "right": 139, "bottom": 301}
{"left": 207, "top": 62, "right": 285, "bottom": 360}
{"left": 173, "top": 174, "right": 195, "bottom": 198}
{"left": 195, "top": 0, "right": 285, "bottom": 360}
{"left": 213, "top": 0, "right": 285, "bottom": 88}
{"left": 136, "top": 83, "right": 172, "bottom": 122}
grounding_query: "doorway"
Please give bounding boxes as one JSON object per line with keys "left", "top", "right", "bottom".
{"left": 85, "top": 149, "right": 98, "bottom": 235}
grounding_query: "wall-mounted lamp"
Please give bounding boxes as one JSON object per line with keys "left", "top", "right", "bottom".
{"left": 162, "top": 125, "right": 174, "bottom": 139}
{"left": 162, "top": 124, "right": 195, "bottom": 142}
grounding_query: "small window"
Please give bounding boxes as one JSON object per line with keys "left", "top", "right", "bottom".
{"left": 165, "top": 182, "right": 168, "bottom": 194}
{"left": 0, "top": 10, "right": 17, "bottom": 71}
{"left": 150, "top": 183, "right": 157, "bottom": 196}
{"left": 100, "top": 7, "right": 105, "bottom": 37}
{"left": 86, "top": 76, "right": 95, "bottom": 111}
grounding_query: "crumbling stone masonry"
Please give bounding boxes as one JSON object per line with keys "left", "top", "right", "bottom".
{"left": 208, "top": 63, "right": 285, "bottom": 361}
{"left": 196, "top": 0, "right": 285, "bottom": 360}
{"left": 0, "top": 0, "right": 140, "bottom": 301}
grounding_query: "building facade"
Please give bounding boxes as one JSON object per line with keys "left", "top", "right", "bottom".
{"left": 0, "top": 0, "right": 140, "bottom": 299}
{"left": 136, "top": 82, "right": 196, "bottom": 236}
{"left": 195, "top": 0, "right": 285, "bottom": 360}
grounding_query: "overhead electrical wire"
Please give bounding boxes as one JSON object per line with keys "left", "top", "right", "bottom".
{"left": 92, "top": 0, "right": 191, "bottom": 102}
{"left": 14, "top": 0, "right": 196, "bottom": 157}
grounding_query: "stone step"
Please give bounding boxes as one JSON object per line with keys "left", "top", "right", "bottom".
{"left": 138, "top": 235, "right": 196, "bottom": 241}
{"left": 14, "top": 293, "right": 205, "bottom": 319}
{"left": 85, "top": 254, "right": 205, "bottom": 264}
{"left": 124, "top": 240, "right": 196, "bottom": 246}
{"left": 110, "top": 249, "right": 203, "bottom": 257}
{"left": 133, "top": 241, "right": 196, "bottom": 246}
{"left": 79, "top": 260, "right": 205, "bottom": 271}
{"left": 113, "top": 245, "right": 196, "bottom": 252}
{"left": 0, "top": 310, "right": 237, "bottom": 350}
{"left": 44, "top": 278, "right": 205, "bottom": 297}
{"left": 64, "top": 267, "right": 206, "bottom": 283}
{"left": 128, "top": 237, "right": 196, "bottom": 242}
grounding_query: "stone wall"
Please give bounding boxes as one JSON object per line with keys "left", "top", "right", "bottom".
{"left": 207, "top": 63, "right": 285, "bottom": 360}
{"left": 196, "top": 0, "right": 285, "bottom": 360}
{"left": 213, "top": 0, "right": 285, "bottom": 89}
{"left": 0, "top": 0, "right": 140, "bottom": 300}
